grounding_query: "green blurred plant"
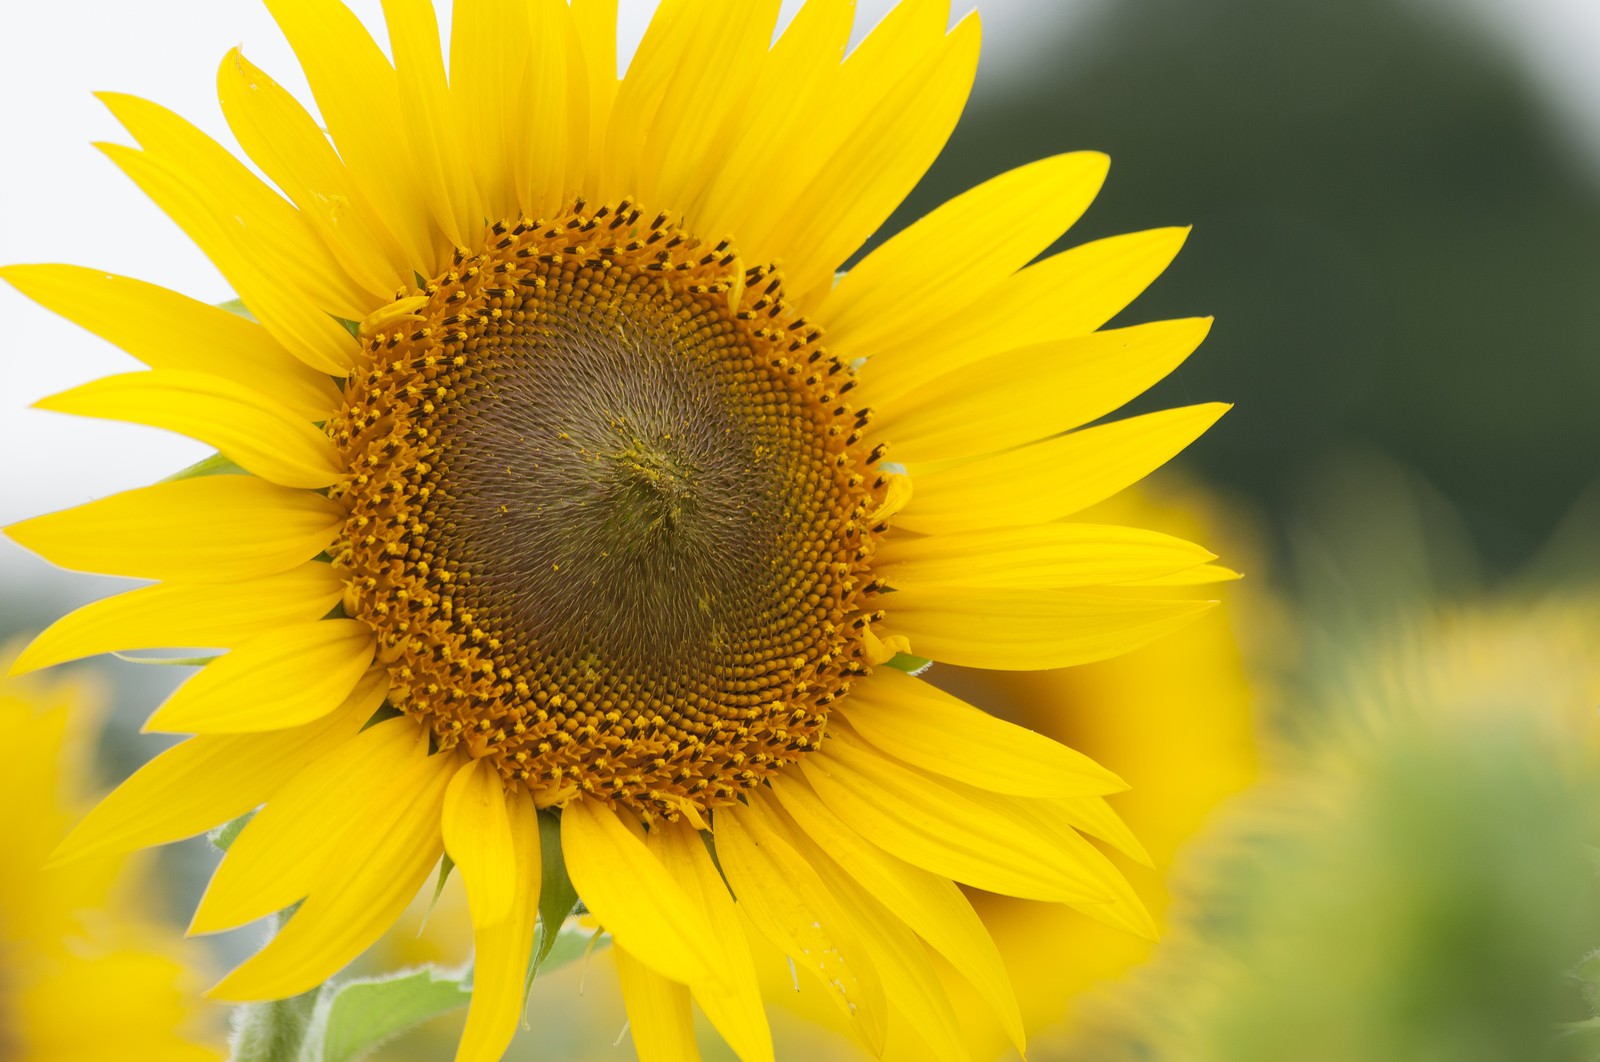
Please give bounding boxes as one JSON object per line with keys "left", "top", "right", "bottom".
{"left": 1064, "top": 457, "right": 1600, "bottom": 1062}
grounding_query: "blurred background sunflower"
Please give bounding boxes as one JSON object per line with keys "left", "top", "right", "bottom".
{"left": 4, "top": 0, "right": 1600, "bottom": 1058}
{"left": 0, "top": 645, "right": 223, "bottom": 1059}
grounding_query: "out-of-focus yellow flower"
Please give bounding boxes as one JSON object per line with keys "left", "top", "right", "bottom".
{"left": 1085, "top": 584, "right": 1600, "bottom": 1062}
{"left": 0, "top": 647, "right": 222, "bottom": 1059}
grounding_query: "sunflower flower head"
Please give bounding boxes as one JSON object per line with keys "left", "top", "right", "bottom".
{"left": 5, "top": 2, "right": 1230, "bottom": 1059}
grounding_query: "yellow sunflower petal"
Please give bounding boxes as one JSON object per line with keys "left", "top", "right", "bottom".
{"left": 50, "top": 670, "right": 385, "bottom": 865}
{"left": 97, "top": 143, "right": 360, "bottom": 375}
{"left": 597, "top": 0, "right": 689, "bottom": 204}
{"left": 455, "top": 786, "right": 541, "bottom": 1062}
{"left": 216, "top": 49, "right": 412, "bottom": 298}
{"left": 836, "top": 667, "right": 1127, "bottom": 797}
{"left": 715, "top": 802, "right": 889, "bottom": 1053}
{"left": 0, "top": 264, "right": 339, "bottom": 421}
{"left": 896, "top": 402, "right": 1231, "bottom": 534}
{"left": 775, "top": 14, "right": 981, "bottom": 302}
{"left": 885, "top": 584, "right": 1215, "bottom": 670}
{"left": 757, "top": 796, "right": 969, "bottom": 1062}
{"left": 824, "top": 152, "right": 1109, "bottom": 359}
{"left": 615, "top": 945, "right": 700, "bottom": 1062}
{"left": 441, "top": 757, "right": 516, "bottom": 926}
{"left": 875, "top": 522, "right": 1216, "bottom": 591}
{"left": 688, "top": 0, "right": 853, "bottom": 243}
{"left": 191, "top": 717, "right": 423, "bottom": 936}
{"left": 35, "top": 369, "right": 344, "bottom": 489}
{"left": 798, "top": 728, "right": 1138, "bottom": 908}
{"left": 730, "top": 0, "right": 948, "bottom": 266}
{"left": 98, "top": 91, "right": 372, "bottom": 318}
{"left": 650, "top": 821, "right": 774, "bottom": 1062}
{"left": 1049, "top": 794, "right": 1153, "bottom": 868}
{"left": 560, "top": 800, "right": 720, "bottom": 988}
{"left": 862, "top": 226, "right": 1193, "bottom": 405}
{"left": 211, "top": 731, "right": 452, "bottom": 1000}
{"left": 513, "top": 0, "right": 579, "bottom": 217}
{"left": 380, "top": 0, "right": 478, "bottom": 248}
{"left": 143, "top": 619, "right": 375, "bottom": 734}
{"left": 5, "top": 475, "right": 343, "bottom": 582}
{"left": 1122, "top": 561, "right": 1245, "bottom": 586}
{"left": 265, "top": 0, "right": 440, "bottom": 269}
{"left": 451, "top": 0, "right": 533, "bottom": 225}
{"left": 751, "top": 785, "right": 1024, "bottom": 1055}
{"left": 877, "top": 317, "right": 1214, "bottom": 463}
{"left": 999, "top": 796, "right": 1156, "bottom": 938}
{"left": 568, "top": 0, "right": 618, "bottom": 190}
{"left": 12, "top": 561, "right": 344, "bottom": 674}
{"left": 637, "top": 2, "right": 777, "bottom": 215}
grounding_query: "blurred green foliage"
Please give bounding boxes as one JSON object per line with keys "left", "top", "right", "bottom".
{"left": 885, "top": 0, "right": 1600, "bottom": 570}
{"left": 1078, "top": 706, "right": 1600, "bottom": 1062}
{"left": 1047, "top": 449, "right": 1600, "bottom": 1061}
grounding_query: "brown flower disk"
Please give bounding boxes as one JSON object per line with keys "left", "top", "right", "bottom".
{"left": 328, "top": 201, "right": 892, "bottom": 822}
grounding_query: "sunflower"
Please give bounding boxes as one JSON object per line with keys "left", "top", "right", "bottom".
{"left": 0, "top": 646, "right": 222, "bottom": 1060}
{"left": 5, "top": 2, "right": 1229, "bottom": 1059}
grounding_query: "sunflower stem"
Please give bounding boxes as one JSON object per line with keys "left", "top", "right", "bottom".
{"left": 228, "top": 899, "right": 319, "bottom": 1062}
{"left": 228, "top": 988, "right": 321, "bottom": 1062}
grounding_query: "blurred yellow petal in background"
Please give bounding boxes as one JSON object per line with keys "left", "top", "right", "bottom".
{"left": 0, "top": 642, "right": 223, "bottom": 1060}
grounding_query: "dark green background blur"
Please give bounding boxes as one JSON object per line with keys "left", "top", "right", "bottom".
{"left": 883, "top": 0, "right": 1600, "bottom": 573}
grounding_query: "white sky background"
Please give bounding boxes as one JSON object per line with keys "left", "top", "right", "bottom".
{"left": 1, "top": 0, "right": 1597, "bottom": 594}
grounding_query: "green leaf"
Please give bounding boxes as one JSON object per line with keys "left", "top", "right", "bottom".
{"left": 300, "top": 965, "right": 471, "bottom": 1062}
{"left": 218, "top": 297, "right": 255, "bottom": 320}
{"left": 530, "top": 811, "right": 579, "bottom": 985}
{"left": 1556, "top": 1015, "right": 1600, "bottom": 1056}
{"left": 1574, "top": 949, "right": 1600, "bottom": 989}
{"left": 884, "top": 652, "right": 932, "bottom": 676}
{"left": 337, "top": 316, "right": 361, "bottom": 339}
{"left": 536, "top": 924, "right": 608, "bottom": 979}
{"left": 163, "top": 451, "right": 248, "bottom": 482}
{"left": 209, "top": 810, "right": 256, "bottom": 853}
{"left": 1572, "top": 948, "right": 1600, "bottom": 1014}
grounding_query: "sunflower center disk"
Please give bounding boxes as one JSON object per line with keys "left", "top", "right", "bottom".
{"left": 330, "top": 202, "right": 891, "bottom": 820}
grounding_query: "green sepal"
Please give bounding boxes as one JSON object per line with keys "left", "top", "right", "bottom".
{"left": 218, "top": 297, "right": 255, "bottom": 320}
{"left": 209, "top": 810, "right": 256, "bottom": 853}
{"left": 420, "top": 854, "right": 456, "bottom": 930}
{"left": 529, "top": 810, "right": 580, "bottom": 991}
{"left": 360, "top": 703, "right": 404, "bottom": 731}
{"left": 111, "top": 651, "right": 221, "bottom": 667}
{"left": 884, "top": 652, "right": 932, "bottom": 676}
{"left": 163, "top": 451, "right": 247, "bottom": 482}
{"left": 336, "top": 317, "right": 361, "bottom": 340}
